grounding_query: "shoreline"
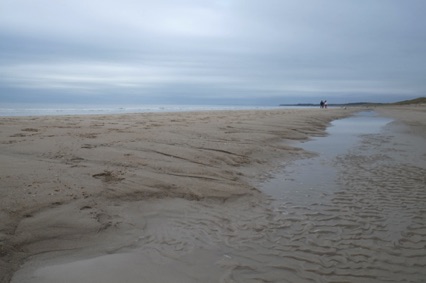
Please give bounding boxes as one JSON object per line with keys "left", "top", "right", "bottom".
{"left": 0, "top": 104, "right": 311, "bottom": 117}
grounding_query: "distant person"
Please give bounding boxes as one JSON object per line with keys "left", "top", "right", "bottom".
{"left": 324, "top": 100, "right": 328, "bottom": 108}
{"left": 320, "top": 100, "right": 324, "bottom": 108}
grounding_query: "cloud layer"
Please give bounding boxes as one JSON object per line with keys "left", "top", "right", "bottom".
{"left": 1, "top": 0, "right": 425, "bottom": 104}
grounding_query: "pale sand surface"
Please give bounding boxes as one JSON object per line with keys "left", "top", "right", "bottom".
{"left": 0, "top": 108, "right": 356, "bottom": 282}
{"left": 1, "top": 106, "right": 425, "bottom": 282}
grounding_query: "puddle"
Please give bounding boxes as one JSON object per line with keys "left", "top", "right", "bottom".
{"left": 304, "top": 110, "right": 394, "bottom": 157}
{"left": 262, "top": 110, "right": 393, "bottom": 204}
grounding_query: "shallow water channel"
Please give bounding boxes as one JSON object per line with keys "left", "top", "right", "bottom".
{"left": 259, "top": 110, "right": 426, "bottom": 282}
{"left": 262, "top": 110, "right": 393, "bottom": 207}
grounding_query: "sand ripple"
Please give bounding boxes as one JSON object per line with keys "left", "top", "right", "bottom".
{"left": 232, "top": 125, "right": 426, "bottom": 282}
{"left": 20, "top": 154, "right": 425, "bottom": 283}
{"left": 7, "top": 109, "right": 426, "bottom": 283}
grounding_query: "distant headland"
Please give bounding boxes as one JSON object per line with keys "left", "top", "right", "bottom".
{"left": 280, "top": 97, "right": 426, "bottom": 107}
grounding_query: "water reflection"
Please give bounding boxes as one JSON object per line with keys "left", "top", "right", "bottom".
{"left": 259, "top": 111, "right": 426, "bottom": 282}
{"left": 263, "top": 111, "right": 393, "bottom": 202}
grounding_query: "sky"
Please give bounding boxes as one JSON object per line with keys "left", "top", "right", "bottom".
{"left": 1, "top": 0, "right": 425, "bottom": 105}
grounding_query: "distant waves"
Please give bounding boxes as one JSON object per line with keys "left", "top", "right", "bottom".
{"left": 0, "top": 103, "right": 284, "bottom": 117}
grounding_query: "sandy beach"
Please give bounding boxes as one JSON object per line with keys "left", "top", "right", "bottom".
{"left": 1, "top": 106, "right": 425, "bottom": 282}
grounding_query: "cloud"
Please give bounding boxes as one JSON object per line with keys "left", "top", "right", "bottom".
{"left": 1, "top": 0, "right": 426, "bottom": 104}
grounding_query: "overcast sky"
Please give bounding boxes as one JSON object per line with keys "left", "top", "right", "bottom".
{"left": 1, "top": 0, "right": 425, "bottom": 105}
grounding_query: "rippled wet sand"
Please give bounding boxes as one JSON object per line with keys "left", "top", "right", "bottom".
{"left": 260, "top": 111, "right": 426, "bottom": 282}
{"left": 10, "top": 110, "right": 426, "bottom": 282}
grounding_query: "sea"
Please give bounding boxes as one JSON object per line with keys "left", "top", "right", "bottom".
{"left": 0, "top": 103, "right": 300, "bottom": 117}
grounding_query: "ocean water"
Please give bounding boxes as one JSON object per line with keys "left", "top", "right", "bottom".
{"left": 0, "top": 103, "right": 289, "bottom": 117}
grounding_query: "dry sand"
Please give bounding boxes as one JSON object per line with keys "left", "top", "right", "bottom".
{"left": 1, "top": 106, "right": 425, "bottom": 282}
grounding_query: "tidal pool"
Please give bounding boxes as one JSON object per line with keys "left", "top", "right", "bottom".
{"left": 262, "top": 110, "right": 394, "bottom": 203}
{"left": 260, "top": 110, "right": 426, "bottom": 282}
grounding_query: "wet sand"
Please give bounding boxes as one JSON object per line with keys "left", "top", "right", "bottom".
{"left": 261, "top": 109, "right": 426, "bottom": 282}
{"left": 1, "top": 106, "right": 425, "bottom": 282}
